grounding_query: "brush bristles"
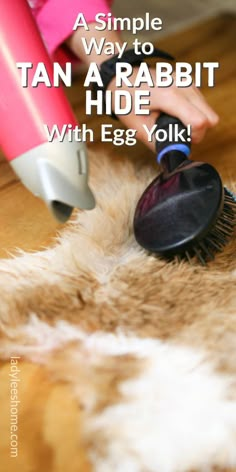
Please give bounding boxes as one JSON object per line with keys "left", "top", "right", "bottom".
{"left": 183, "top": 188, "right": 236, "bottom": 265}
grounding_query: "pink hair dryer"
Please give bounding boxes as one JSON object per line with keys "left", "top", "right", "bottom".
{"left": 0, "top": 0, "right": 95, "bottom": 222}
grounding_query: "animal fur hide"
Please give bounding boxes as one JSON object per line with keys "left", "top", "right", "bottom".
{"left": 0, "top": 152, "right": 236, "bottom": 472}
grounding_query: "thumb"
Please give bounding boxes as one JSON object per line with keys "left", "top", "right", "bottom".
{"left": 119, "top": 112, "right": 160, "bottom": 152}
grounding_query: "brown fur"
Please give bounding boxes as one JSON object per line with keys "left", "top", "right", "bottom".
{"left": 0, "top": 153, "right": 235, "bottom": 373}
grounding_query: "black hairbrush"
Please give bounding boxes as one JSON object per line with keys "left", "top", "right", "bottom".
{"left": 133, "top": 113, "right": 236, "bottom": 264}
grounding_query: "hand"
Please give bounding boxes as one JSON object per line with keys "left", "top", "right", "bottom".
{"left": 67, "top": 27, "right": 219, "bottom": 151}
{"left": 107, "top": 68, "right": 219, "bottom": 151}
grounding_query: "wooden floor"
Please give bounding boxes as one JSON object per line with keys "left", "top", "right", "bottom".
{"left": 0, "top": 14, "right": 236, "bottom": 472}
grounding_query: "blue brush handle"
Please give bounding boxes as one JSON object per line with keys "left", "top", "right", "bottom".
{"left": 156, "top": 113, "right": 191, "bottom": 172}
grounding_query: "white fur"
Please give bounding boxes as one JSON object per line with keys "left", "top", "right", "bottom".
{"left": 2, "top": 316, "right": 236, "bottom": 472}
{"left": 89, "top": 341, "right": 236, "bottom": 472}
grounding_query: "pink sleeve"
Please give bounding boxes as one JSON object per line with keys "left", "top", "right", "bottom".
{"left": 34, "top": 0, "right": 113, "bottom": 56}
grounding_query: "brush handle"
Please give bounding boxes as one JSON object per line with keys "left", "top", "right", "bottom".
{"left": 156, "top": 113, "right": 191, "bottom": 173}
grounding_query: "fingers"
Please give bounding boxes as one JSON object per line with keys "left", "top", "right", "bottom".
{"left": 149, "top": 85, "right": 219, "bottom": 143}
{"left": 152, "top": 90, "right": 209, "bottom": 143}
{"left": 184, "top": 85, "right": 219, "bottom": 128}
{"left": 120, "top": 112, "right": 158, "bottom": 152}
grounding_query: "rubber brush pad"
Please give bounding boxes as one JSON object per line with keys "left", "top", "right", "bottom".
{"left": 133, "top": 162, "right": 224, "bottom": 256}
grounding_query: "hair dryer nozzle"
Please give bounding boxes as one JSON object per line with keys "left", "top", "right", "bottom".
{"left": 11, "top": 138, "right": 95, "bottom": 223}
